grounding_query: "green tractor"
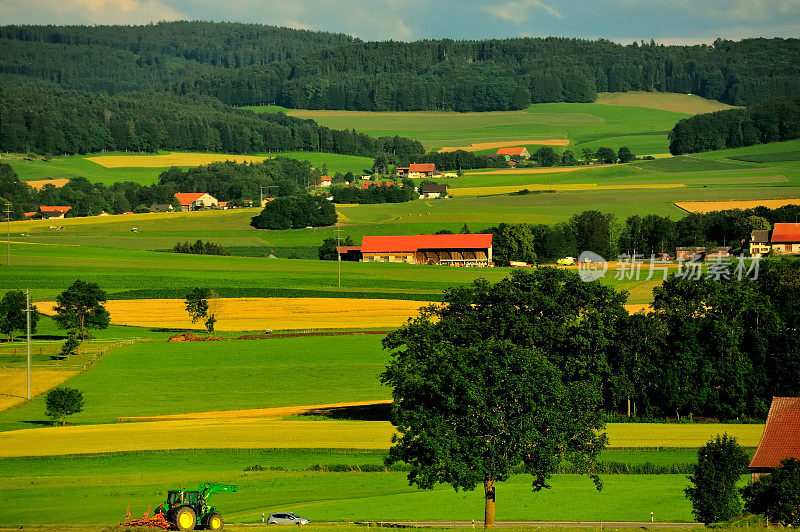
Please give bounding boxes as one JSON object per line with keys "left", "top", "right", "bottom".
{"left": 154, "top": 482, "right": 237, "bottom": 531}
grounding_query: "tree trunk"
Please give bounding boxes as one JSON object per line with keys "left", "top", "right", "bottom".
{"left": 484, "top": 479, "right": 496, "bottom": 529}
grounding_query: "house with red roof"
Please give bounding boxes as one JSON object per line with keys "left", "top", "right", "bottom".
{"left": 338, "top": 233, "right": 493, "bottom": 267}
{"left": 770, "top": 223, "right": 800, "bottom": 255}
{"left": 396, "top": 163, "right": 437, "bottom": 178}
{"left": 495, "top": 147, "right": 530, "bottom": 160}
{"left": 749, "top": 397, "right": 800, "bottom": 481}
{"left": 174, "top": 193, "right": 218, "bottom": 212}
{"left": 319, "top": 175, "right": 332, "bottom": 187}
{"left": 37, "top": 206, "right": 71, "bottom": 219}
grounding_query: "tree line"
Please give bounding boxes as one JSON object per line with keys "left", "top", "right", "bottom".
{"left": 483, "top": 206, "right": 800, "bottom": 266}
{"left": 669, "top": 97, "right": 800, "bottom": 154}
{"left": 0, "top": 21, "right": 357, "bottom": 94}
{"left": 0, "top": 159, "right": 317, "bottom": 219}
{"left": 175, "top": 37, "right": 800, "bottom": 110}
{"left": 329, "top": 182, "right": 417, "bottom": 204}
{"left": 0, "top": 83, "right": 424, "bottom": 157}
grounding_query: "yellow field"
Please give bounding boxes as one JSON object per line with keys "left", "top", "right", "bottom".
{"left": 0, "top": 418, "right": 764, "bottom": 457}
{"left": 39, "top": 297, "right": 432, "bottom": 331}
{"left": 605, "top": 422, "right": 764, "bottom": 448}
{"left": 0, "top": 418, "right": 398, "bottom": 457}
{"left": 25, "top": 178, "right": 69, "bottom": 190}
{"left": 117, "top": 400, "right": 393, "bottom": 422}
{"left": 86, "top": 152, "right": 273, "bottom": 168}
{"left": 451, "top": 183, "right": 685, "bottom": 197}
{"left": 676, "top": 198, "right": 800, "bottom": 213}
{"left": 595, "top": 91, "right": 738, "bottom": 114}
{"left": 0, "top": 369, "right": 80, "bottom": 411}
{"left": 438, "top": 139, "right": 569, "bottom": 153}
{"left": 462, "top": 167, "right": 590, "bottom": 176}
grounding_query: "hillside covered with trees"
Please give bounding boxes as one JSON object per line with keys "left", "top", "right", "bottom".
{"left": 0, "top": 21, "right": 358, "bottom": 93}
{"left": 0, "top": 22, "right": 797, "bottom": 111}
{"left": 0, "top": 83, "right": 423, "bottom": 157}
{"left": 176, "top": 37, "right": 800, "bottom": 110}
{"left": 668, "top": 97, "right": 800, "bottom": 154}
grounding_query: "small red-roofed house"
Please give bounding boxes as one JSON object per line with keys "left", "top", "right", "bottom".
{"left": 495, "top": 147, "right": 530, "bottom": 159}
{"left": 749, "top": 397, "right": 800, "bottom": 481}
{"left": 319, "top": 175, "right": 332, "bottom": 187}
{"left": 397, "top": 163, "right": 437, "bottom": 178}
{"left": 24, "top": 212, "right": 37, "bottom": 220}
{"left": 38, "top": 206, "right": 71, "bottom": 219}
{"left": 770, "top": 223, "right": 800, "bottom": 255}
{"left": 174, "top": 193, "right": 218, "bottom": 212}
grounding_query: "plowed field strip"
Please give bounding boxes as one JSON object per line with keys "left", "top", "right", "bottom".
{"left": 87, "top": 153, "right": 273, "bottom": 168}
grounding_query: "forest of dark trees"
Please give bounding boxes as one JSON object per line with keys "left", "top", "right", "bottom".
{"left": 175, "top": 37, "right": 800, "bottom": 110}
{"left": 0, "top": 23, "right": 797, "bottom": 111}
{"left": 668, "top": 97, "right": 800, "bottom": 154}
{"left": 0, "top": 83, "right": 424, "bottom": 157}
{"left": 0, "top": 22, "right": 357, "bottom": 93}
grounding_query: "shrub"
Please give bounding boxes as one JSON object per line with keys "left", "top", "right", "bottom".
{"left": 744, "top": 458, "right": 800, "bottom": 525}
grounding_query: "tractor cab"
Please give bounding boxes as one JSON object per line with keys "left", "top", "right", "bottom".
{"left": 167, "top": 489, "right": 201, "bottom": 508}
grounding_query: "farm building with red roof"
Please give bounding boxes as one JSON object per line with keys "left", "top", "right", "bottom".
{"left": 37, "top": 205, "right": 71, "bottom": 219}
{"left": 173, "top": 192, "right": 218, "bottom": 211}
{"left": 749, "top": 397, "right": 800, "bottom": 481}
{"left": 339, "top": 233, "right": 493, "bottom": 267}
{"left": 770, "top": 223, "right": 800, "bottom": 255}
{"left": 495, "top": 147, "right": 530, "bottom": 159}
{"left": 397, "top": 163, "right": 438, "bottom": 178}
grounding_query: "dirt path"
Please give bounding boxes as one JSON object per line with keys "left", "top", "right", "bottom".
{"left": 117, "top": 399, "right": 393, "bottom": 422}
{"left": 438, "top": 139, "right": 569, "bottom": 153}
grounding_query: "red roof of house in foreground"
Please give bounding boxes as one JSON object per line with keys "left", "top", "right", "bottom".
{"left": 173, "top": 192, "right": 206, "bottom": 205}
{"left": 496, "top": 147, "right": 527, "bottom": 156}
{"left": 38, "top": 205, "right": 71, "bottom": 213}
{"left": 750, "top": 397, "right": 800, "bottom": 470}
{"left": 771, "top": 223, "right": 800, "bottom": 243}
{"left": 408, "top": 163, "right": 435, "bottom": 172}
{"left": 361, "top": 234, "right": 493, "bottom": 253}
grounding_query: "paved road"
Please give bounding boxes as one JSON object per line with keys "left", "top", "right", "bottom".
{"left": 352, "top": 521, "right": 702, "bottom": 529}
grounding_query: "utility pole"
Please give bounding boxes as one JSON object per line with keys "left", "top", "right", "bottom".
{"left": 4, "top": 202, "right": 11, "bottom": 266}
{"left": 336, "top": 222, "right": 342, "bottom": 288}
{"left": 26, "top": 289, "right": 31, "bottom": 400}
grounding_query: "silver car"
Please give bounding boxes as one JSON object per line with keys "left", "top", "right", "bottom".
{"left": 267, "top": 512, "right": 310, "bottom": 525}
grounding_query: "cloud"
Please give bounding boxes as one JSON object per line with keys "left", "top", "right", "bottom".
{"left": 483, "top": 0, "right": 562, "bottom": 23}
{"left": 0, "top": 0, "right": 185, "bottom": 24}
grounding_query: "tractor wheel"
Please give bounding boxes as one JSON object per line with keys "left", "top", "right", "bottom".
{"left": 206, "top": 513, "right": 224, "bottom": 530}
{"left": 175, "top": 506, "right": 197, "bottom": 531}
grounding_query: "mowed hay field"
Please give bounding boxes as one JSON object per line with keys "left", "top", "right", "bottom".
{"left": 0, "top": 419, "right": 764, "bottom": 458}
{"left": 39, "top": 297, "right": 432, "bottom": 331}
{"left": 86, "top": 152, "right": 274, "bottom": 168}
{"left": 0, "top": 335, "right": 393, "bottom": 429}
{"left": 676, "top": 198, "right": 800, "bottom": 213}
{"left": 0, "top": 369, "right": 80, "bottom": 411}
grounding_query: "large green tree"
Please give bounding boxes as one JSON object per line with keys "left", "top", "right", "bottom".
{"left": 45, "top": 387, "right": 84, "bottom": 425}
{"left": 0, "top": 290, "right": 39, "bottom": 341}
{"left": 685, "top": 435, "right": 749, "bottom": 524}
{"left": 53, "top": 280, "right": 110, "bottom": 342}
{"left": 381, "top": 269, "right": 622, "bottom": 527}
{"left": 744, "top": 458, "right": 800, "bottom": 525}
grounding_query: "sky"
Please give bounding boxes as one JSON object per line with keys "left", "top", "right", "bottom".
{"left": 1, "top": 0, "right": 799, "bottom": 44}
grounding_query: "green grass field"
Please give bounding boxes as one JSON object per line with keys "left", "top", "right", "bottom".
{"left": 2, "top": 151, "right": 373, "bottom": 186}
{"left": 245, "top": 93, "right": 731, "bottom": 155}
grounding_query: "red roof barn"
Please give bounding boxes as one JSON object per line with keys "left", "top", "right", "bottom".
{"left": 771, "top": 223, "right": 800, "bottom": 243}
{"left": 495, "top": 147, "right": 530, "bottom": 159}
{"left": 749, "top": 397, "right": 800, "bottom": 480}
{"left": 345, "top": 233, "right": 493, "bottom": 267}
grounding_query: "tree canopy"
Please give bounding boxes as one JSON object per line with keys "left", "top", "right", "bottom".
{"left": 53, "top": 280, "right": 110, "bottom": 341}
{"left": 381, "top": 269, "right": 620, "bottom": 527}
{"left": 0, "top": 290, "right": 38, "bottom": 341}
